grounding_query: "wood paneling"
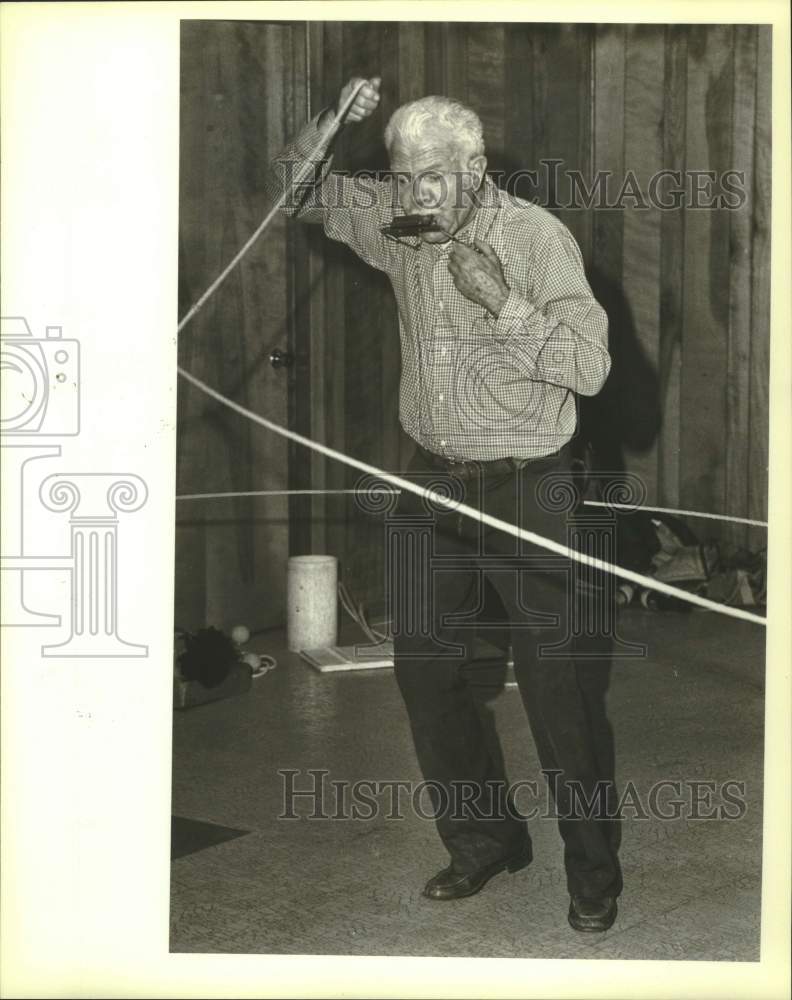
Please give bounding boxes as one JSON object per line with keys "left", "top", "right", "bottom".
{"left": 725, "top": 26, "right": 758, "bottom": 552}
{"left": 586, "top": 26, "right": 627, "bottom": 476}
{"left": 620, "top": 26, "right": 665, "bottom": 502}
{"left": 680, "top": 25, "right": 734, "bottom": 533}
{"left": 592, "top": 26, "right": 626, "bottom": 286}
{"left": 397, "top": 22, "right": 426, "bottom": 105}
{"left": 467, "top": 24, "right": 506, "bottom": 166}
{"left": 504, "top": 25, "right": 538, "bottom": 202}
{"left": 748, "top": 26, "right": 772, "bottom": 550}
{"left": 304, "top": 21, "right": 330, "bottom": 557}
{"left": 177, "top": 21, "right": 773, "bottom": 628}
{"left": 176, "top": 21, "right": 296, "bottom": 632}
{"left": 288, "top": 23, "right": 314, "bottom": 557}
{"left": 317, "top": 19, "right": 346, "bottom": 536}
{"left": 540, "top": 25, "right": 593, "bottom": 256}
{"left": 341, "top": 23, "right": 399, "bottom": 601}
{"left": 658, "top": 26, "right": 688, "bottom": 510}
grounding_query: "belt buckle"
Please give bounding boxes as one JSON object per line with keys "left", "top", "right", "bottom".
{"left": 447, "top": 456, "right": 477, "bottom": 479}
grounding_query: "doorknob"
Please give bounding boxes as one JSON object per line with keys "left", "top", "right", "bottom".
{"left": 269, "top": 349, "right": 294, "bottom": 369}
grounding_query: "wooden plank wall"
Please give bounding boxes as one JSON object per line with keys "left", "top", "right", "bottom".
{"left": 176, "top": 21, "right": 301, "bottom": 632}
{"left": 176, "top": 21, "right": 772, "bottom": 629}
{"left": 748, "top": 26, "right": 772, "bottom": 553}
{"left": 289, "top": 22, "right": 406, "bottom": 607}
{"left": 589, "top": 24, "right": 770, "bottom": 554}
{"left": 293, "top": 22, "right": 771, "bottom": 615}
{"left": 680, "top": 26, "right": 735, "bottom": 543}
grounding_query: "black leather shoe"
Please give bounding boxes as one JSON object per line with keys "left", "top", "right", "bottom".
{"left": 423, "top": 844, "right": 532, "bottom": 901}
{"left": 568, "top": 895, "right": 617, "bottom": 932}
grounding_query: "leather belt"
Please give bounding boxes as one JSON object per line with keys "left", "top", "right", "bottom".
{"left": 417, "top": 443, "right": 563, "bottom": 480}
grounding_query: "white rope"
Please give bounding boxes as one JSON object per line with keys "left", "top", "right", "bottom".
{"left": 582, "top": 500, "right": 767, "bottom": 528}
{"left": 175, "top": 489, "right": 767, "bottom": 529}
{"left": 174, "top": 77, "right": 766, "bottom": 627}
{"left": 176, "top": 365, "right": 766, "bottom": 627}
{"left": 176, "top": 489, "right": 369, "bottom": 501}
{"left": 176, "top": 81, "right": 367, "bottom": 335}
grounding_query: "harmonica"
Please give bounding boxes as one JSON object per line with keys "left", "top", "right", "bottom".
{"left": 380, "top": 214, "right": 480, "bottom": 252}
{"left": 379, "top": 214, "right": 443, "bottom": 237}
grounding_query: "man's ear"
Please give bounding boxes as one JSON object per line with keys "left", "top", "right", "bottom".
{"left": 459, "top": 154, "right": 487, "bottom": 207}
{"left": 468, "top": 154, "right": 487, "bottom": 189}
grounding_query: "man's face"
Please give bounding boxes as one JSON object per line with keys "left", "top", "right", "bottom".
{"left": 389, "top": 133, "right": 485, "bottom": 244}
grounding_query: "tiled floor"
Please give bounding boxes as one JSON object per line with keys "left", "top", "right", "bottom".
{"left": 170, "top": 608, "right": 765, "bottom": 960}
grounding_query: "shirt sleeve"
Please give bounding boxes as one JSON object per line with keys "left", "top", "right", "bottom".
{"left": 267, "top": 111, "right": 395, "bottom": 273}
{"left": 490, "top": 222, "right": 611, "bottom": 397}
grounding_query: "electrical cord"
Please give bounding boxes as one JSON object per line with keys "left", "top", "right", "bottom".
{"left": 338, "top": 579, "right": 389, "bottom": 643}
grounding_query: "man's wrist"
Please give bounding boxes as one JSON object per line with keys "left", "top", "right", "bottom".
{"left": 317, "top": 106, "right": 336, "bottom": 134}
{"left": 492, "top": 287, "right": 538, "bottom": 344}
{"left": 488, "top": 286, "right": 509, "bottom": 319}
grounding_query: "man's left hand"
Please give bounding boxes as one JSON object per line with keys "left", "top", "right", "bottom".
{"left": 448, "top": 238, "right": 509, "bottom": 317}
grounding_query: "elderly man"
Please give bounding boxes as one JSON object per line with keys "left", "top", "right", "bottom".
{"left": 271, "top": 77, "right": 621, "bottom": 933}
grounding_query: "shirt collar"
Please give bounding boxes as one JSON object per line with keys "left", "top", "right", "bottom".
{"left": 470, "top": 176, "right": 501, "bottom": 245}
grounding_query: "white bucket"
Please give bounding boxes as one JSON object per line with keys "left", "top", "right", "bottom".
{"left": 287, "top": 555, "right": 338, "bottom": 651}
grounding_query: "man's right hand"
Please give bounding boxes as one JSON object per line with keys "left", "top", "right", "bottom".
{"left": 335, "top": 76, "right": 381, "bottom": 123}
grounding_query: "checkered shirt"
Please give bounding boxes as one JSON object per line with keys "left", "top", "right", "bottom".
{"left": 270, "top": 113, "right": 611, "bottom": 461}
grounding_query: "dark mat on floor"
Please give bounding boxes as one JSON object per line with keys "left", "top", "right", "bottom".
{"left": 171, "top": 816, "right": 250, "bottom": 860}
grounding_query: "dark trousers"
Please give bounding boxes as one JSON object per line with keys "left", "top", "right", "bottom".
{"left": 390, "top": 443, "right": 622, "bottom": 901}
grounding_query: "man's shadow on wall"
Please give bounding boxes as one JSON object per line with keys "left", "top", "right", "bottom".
{"left": 574, "top": 265, "right": 663, "bottom": 573}
{"left": 575, "top": 266, "right": 663, "bottom": 482}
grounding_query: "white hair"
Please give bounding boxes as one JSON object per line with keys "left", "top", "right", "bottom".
{"left": 384, "top": 95, "right": 485, "bottom": 162}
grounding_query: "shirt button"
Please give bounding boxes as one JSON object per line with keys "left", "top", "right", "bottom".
{"left": 438, "top": 301, "right": 444, "bottom": 310}
{"left": 440, "top": 439, "right": 446, "bottom": 447}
